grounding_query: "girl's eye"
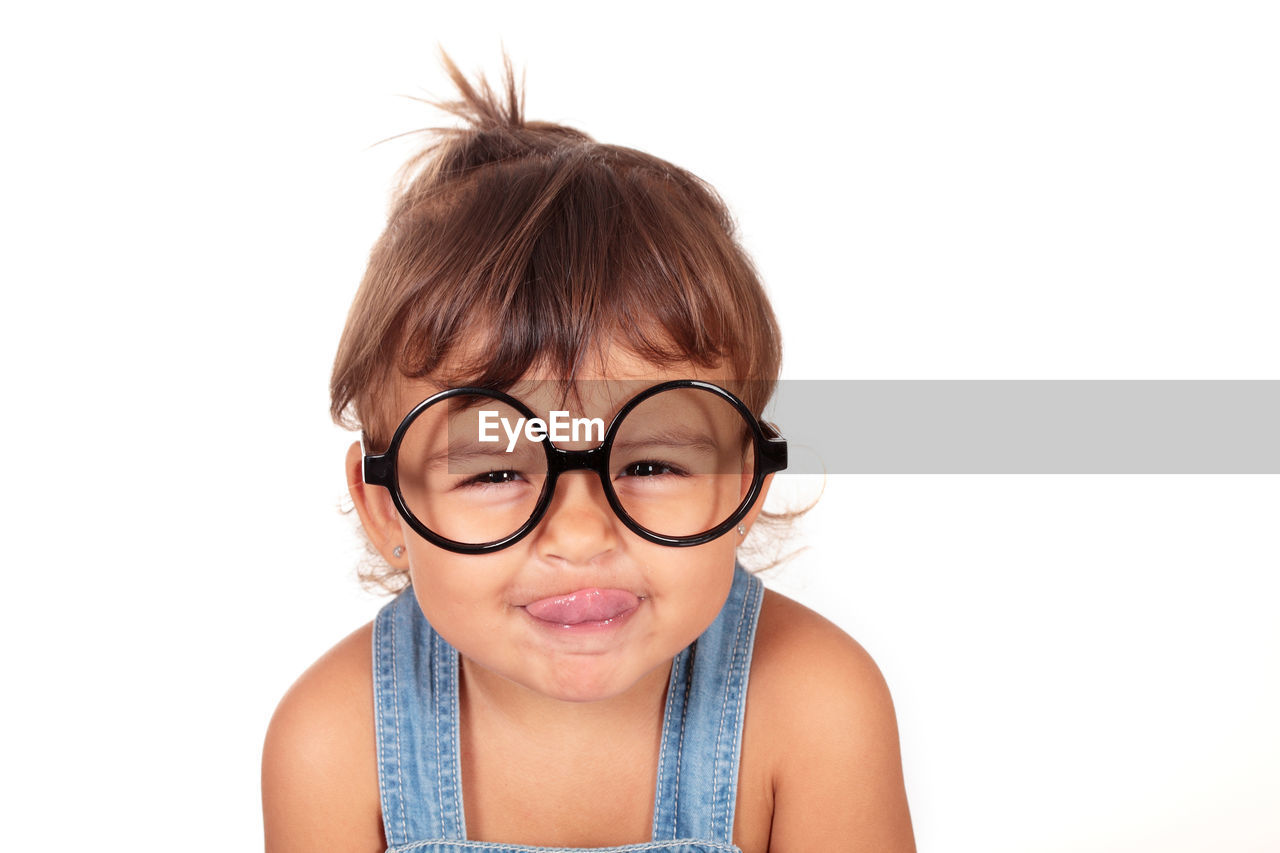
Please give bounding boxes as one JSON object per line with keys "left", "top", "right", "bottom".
{"left": 619, "top": 461, "right": 683, "bottom": 478}
{"left": 468, "top": 470, "right": 523, "bottom": 486}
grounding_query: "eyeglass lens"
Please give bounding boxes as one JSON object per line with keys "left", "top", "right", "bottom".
{"left": 392, "top": 386, "right": 757, "bottom": 546}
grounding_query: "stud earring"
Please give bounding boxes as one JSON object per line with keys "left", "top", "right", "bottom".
{"left": 392, "top": 545, "right": 405, "bottom": 558}
{"left": 737, "top": 524, "right": 747, "bottom": 536}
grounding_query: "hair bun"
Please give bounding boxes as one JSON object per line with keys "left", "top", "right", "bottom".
{"left": 432, "top": 49, "right": 525, "bottom": 133}
{"left": 391, "top": 49, "right": 593, "bottom": 199}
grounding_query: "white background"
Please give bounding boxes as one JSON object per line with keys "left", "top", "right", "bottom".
{"left": 2, "top": 2, "right": 1277, "bottom": 850}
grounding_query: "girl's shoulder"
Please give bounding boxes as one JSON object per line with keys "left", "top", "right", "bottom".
{"left": 741, "top": 587, "right": 916, "bottom": 851}
{"left": 750, "top": 585, "right": 894, "bottom": 708}
{"left": 261, "top": 621, "right": 385, "bottom": 853}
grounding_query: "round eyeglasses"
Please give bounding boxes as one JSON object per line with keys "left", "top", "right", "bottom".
{"left": 362, "top": 379, "right": 788, "bottom": 554}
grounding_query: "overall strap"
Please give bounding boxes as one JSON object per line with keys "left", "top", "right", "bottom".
{"left": 373, "top": 587, "right": 467, "bottom": 847}
{"left": 650, "top": 563, "right": 765, "bottom": 846}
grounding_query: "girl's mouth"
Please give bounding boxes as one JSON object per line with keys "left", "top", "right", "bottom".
{"left": 522, "top": 587, "right": 642, "bottom": 628}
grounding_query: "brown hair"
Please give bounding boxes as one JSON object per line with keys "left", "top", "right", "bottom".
{"left": 331, "top": 53, "right": 792, "bottom": 589}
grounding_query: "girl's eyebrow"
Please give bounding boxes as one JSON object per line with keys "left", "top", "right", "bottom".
{"left": 421, "top": 429, "right": 723, "bottom": 468}
{"left": 610, "top": 428, "right": 720, "bottom": 454}
{"left": 424, "top": 443, "right": 529, "bottom": 470}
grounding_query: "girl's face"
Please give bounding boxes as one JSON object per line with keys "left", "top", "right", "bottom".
{"left": 355, "top": 348, "right": 772, "bottom": 705}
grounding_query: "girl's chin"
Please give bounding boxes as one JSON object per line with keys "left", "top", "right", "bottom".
{"left": 529, "top": 665, "right": 649, "bottom": 704}
{"left": 510, "top": 653, "right": 671, "bottom": 705}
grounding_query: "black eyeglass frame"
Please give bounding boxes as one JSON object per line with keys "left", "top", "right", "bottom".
{"left": 362, "top": 379, "right": 788, "bottom": 554}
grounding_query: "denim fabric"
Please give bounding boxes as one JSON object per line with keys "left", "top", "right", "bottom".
{"left": 373, "top": 563, "right": 765, "bottom": 853}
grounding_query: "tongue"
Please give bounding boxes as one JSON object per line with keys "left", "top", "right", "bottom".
{"left": 524, "top": 588, "right": 640, "bottom": 625}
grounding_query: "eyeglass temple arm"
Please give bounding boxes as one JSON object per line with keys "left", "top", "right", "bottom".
{"left": 759, "top": 421, "right": 788, "bottom": 475}
{"left": 361, "top": 439, "right": 394, "bottom": 487}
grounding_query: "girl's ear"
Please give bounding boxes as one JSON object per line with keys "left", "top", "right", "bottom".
{"left": 345, "top": 441, "right": 408, "bottom": 567}
{"left": 738, "top": 472, "right": 776, "bottom": 537}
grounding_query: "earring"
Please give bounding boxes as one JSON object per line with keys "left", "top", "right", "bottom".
{"left": 737, "top": 524, "right": 747, "bottom": 536}
{"left": 392, "top": 545, "right": 405, "bottom": 558}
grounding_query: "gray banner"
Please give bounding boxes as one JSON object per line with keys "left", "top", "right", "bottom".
{"left": 765, "top": 380, "right": 1280, "bottom": 474}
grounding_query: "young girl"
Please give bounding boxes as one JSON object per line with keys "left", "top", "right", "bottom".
{"left": 262, "top": 56, "right": 915, "bottom": 853}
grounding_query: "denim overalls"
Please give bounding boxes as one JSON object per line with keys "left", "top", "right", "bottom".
{"left": 372, "top": 563, "right": 765, "bottom": 853}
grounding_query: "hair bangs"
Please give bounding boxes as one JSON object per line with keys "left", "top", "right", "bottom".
{"left": 377, "top": 153, "right": 755, "bottom": 421}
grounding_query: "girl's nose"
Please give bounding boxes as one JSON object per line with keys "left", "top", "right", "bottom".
{"left": 533, "top": 470, "right": 620, "bottom": 565}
